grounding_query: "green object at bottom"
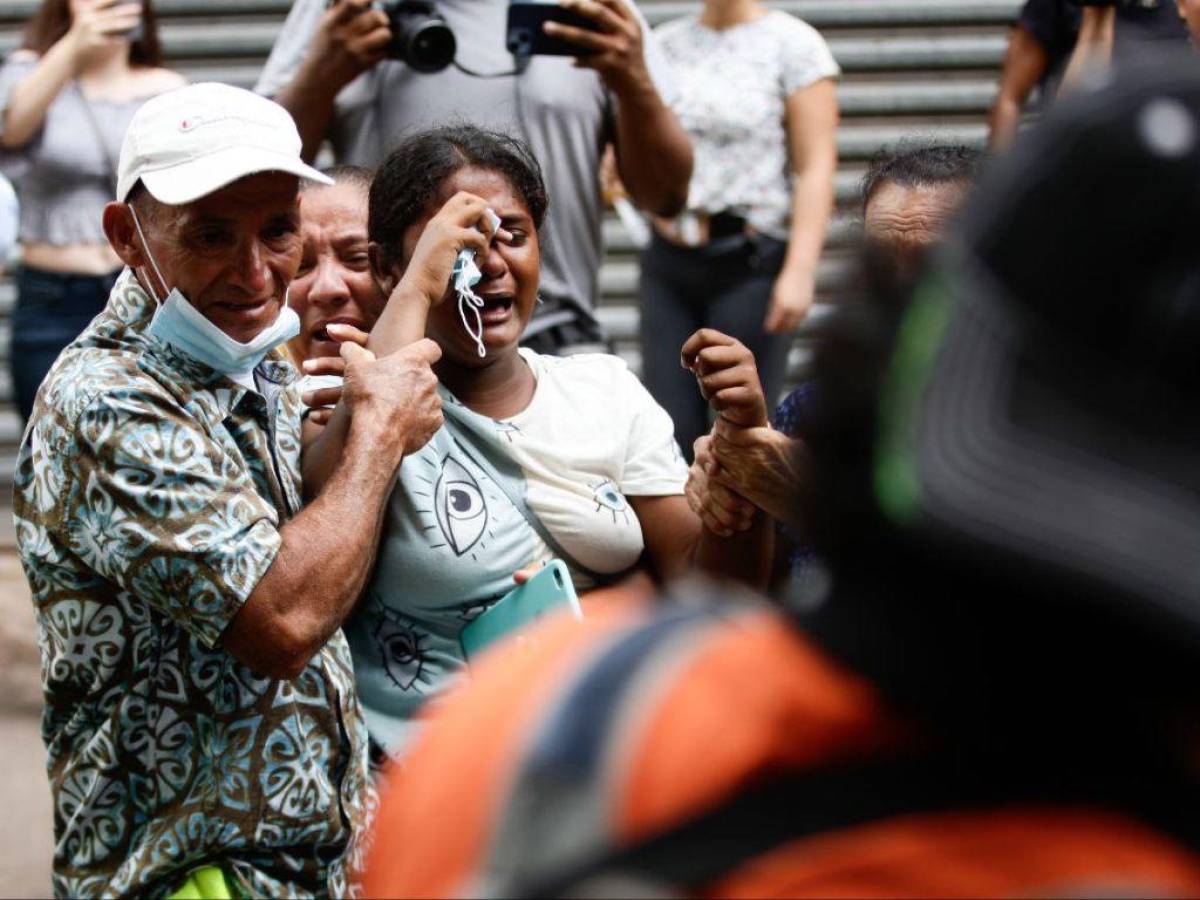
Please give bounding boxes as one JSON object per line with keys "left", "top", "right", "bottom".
{"left": 168, "top": 866, "right": 236, "bottom": 900}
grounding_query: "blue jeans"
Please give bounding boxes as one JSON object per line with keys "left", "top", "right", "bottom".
{"left": 10, "top": 266, "right": 117, "bottom": 422}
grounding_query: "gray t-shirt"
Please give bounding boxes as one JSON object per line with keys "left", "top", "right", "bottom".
{"left": 0, "top": 56, "right": 146, "bottom": 245}
{"left": 256, "top": 0, "right": 676, "bottom": 334}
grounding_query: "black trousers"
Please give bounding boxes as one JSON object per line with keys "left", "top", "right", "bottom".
{"left": 638, "top": 231, "right": 789, "bottom": 460}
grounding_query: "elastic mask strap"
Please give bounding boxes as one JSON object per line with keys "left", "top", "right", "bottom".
{"left": 129, "top": 205, "right": 169, "bottom": 305}
{"left": 458, "top": 287, "right": 487, "bottom": 358}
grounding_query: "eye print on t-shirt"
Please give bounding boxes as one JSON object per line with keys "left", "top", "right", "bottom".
{"left": 375, "top": 613, "right": 435, "bottom": 693}
{"left": 419, "top": 454, "right": 494, "bottom": 559}
{"left": 592, "top": 478, "right": 632, "bottom": 525}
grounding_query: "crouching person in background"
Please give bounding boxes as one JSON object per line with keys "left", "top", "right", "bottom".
{"left": 13, "top": 83, "right": 443, "bottom": 898}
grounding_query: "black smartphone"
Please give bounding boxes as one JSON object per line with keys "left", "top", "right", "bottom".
{"left": 506, "top": 2, "right": 600, "bottom": 57}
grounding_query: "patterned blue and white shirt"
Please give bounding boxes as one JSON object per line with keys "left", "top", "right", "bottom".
{"left": 13, "top": 270, "right": 373, "bottom": 898}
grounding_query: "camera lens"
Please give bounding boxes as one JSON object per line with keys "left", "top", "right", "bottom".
{"left": 407, "top": 19, "right": 456, "bottom": 72}
{"left": 383, "top": 1, "right": 457, "bottom": 73}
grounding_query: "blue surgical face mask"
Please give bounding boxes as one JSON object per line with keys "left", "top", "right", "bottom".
{"left": 130, "top": 206, "right": 300, "bottom": 380}
{"left": 451, "top": 208, "right": 503, "bottom": 359}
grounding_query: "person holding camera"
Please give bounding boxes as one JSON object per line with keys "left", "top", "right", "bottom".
{"left": 256, "top": 0, "right": 692, "bottom": 355}
{"left": 988, "top": 0, "right": 1187, "bottom": 147}
{"left": 0, "top": 0, "right": 185, "bottom": 422}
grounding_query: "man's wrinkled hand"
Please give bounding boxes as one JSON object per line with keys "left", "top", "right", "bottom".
{"left": 710, "top": 418, "right": 810, "bottom": 532}
{"left": 341, "top": 338, "right": 444, "bottom": 458}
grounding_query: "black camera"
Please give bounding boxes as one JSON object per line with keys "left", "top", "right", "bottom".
{"left": 380, "top": 0, "right": 456, "bottom": 73}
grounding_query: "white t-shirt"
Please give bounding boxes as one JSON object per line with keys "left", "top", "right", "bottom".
{"left": 338, "top": 349, "right": 687, "bottom": 754}
{"left": 504, "top": 348, "right": 687, "bottom": 576}
{"left": 656, "top": 10, "right": 840, "bottom": 239}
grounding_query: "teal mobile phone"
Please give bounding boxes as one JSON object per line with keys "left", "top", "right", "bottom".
{"left": 460, "top": 560, "right": 582, "bottom": 660}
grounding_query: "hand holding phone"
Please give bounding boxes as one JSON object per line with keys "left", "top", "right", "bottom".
{"left": 67, "top": 0, "right": 143, "bottom": 56}
{"left": 506, "top": 0, "right": 654, "bottom": 99}
{"left": 506, "top": 3, "right": 602, "bottom": 57}
{"left": 460, "top": 560, "right": 582, "bottom": 660}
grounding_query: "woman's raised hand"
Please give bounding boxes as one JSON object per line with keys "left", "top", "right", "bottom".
{"left": 396, "top": 192, "right": 514, "bottom": 308}
{"left": 300, "top": 322, "right": 369, "bottom": 425}
{"left": 66, "top": 0, "right": 143, "bottom": 60}
{"left": 680, "top": 328, "right": 769, "bottom": 429}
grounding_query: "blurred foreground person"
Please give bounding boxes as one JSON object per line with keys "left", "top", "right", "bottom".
{"left": 361, "top": 64, "right": 1200, "bottom": 897}
{"left": 1178, "top": 0, "right": 1200, "bottom": 42}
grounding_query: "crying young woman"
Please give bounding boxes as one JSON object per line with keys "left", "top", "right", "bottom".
{"left": 296, "top": 125, "right": 771, "bottom": 760}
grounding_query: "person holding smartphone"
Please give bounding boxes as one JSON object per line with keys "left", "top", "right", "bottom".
{"left": 255, "top": 0, "right": 692, "bottom": 357}
{"left": 0, "top": 0, "right": 185, "bottom": 422}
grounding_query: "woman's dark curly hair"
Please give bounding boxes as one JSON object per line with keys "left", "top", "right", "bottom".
{"left": 369, "top": 124, "right": 549, "bottom": 267}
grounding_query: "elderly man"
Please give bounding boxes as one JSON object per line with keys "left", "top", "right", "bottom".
{"left": 13, "top": 82, "right": 443, "bottom": 898}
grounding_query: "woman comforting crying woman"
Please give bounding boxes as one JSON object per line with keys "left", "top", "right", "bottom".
{"left": 289, "top": 125, "right": 773, "bottom": 760}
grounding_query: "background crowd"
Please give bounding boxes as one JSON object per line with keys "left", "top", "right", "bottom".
{"left": 2, "top": 0, "right": 1200, "bottom": 897}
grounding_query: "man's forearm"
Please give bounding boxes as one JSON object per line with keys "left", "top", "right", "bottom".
{"left": 227, "top": 423, "right": 400, "bottom": 678}
{"left": 301, "top": 288, "right": 431, "bottom": 500}
{"left": 613, "top": 82, "right": 693, "bottom": 217}
{"left": 273, "top": 59, "right": 343, "bottom": 162}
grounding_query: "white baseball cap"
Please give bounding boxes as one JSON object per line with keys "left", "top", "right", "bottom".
{"left": 116, "top": 82, "right": 333, "bottom": 205}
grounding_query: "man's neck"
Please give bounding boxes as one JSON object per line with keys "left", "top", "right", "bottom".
{"left": 436, "top": 348, "right": 536, "bottom": 420}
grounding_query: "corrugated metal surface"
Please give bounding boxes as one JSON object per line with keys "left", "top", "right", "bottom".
{"left": 0, "top": 0, "right": 1019, "bottom": 484}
